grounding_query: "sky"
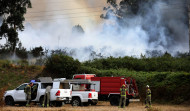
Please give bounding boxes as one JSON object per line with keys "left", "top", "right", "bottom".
{"left": 24, "top": 0, "right": 107, "bottom": 29}
{"left": 0, "top": 0, "right": 189, "bottom": 61}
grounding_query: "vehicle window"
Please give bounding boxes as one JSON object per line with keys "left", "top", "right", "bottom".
{"left": 60, "top": 83, "right": 70, "bottom": 89}
{"left": 72, "top": 84, "right": 86, "bottom": 91}
{"left": 17, "top": 84, "right": 27, "bottom": 90}
{"left": 41, "top": 83, "right": 53, "bottom": 89}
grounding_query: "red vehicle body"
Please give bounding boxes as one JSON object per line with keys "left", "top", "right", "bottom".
{"left": 73, "top": 74, "right": 139, "bottom": 106}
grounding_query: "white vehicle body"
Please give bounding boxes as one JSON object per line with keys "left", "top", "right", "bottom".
{"left": 72, "top": 91, "right": 98, "bottom": 103}
{"left": 70, "top": 83, "right": 98, "bottom": 106}
{"left": 4, "top": 80, "right": 72, "bottom": 106}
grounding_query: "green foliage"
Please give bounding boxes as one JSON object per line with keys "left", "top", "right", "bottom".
{"left": 15, "top": 42, "right": 28, "bottom": 59}
{"left": 0, "top": 60, "right": 10, "bottom": 69}
{"left": 0, "top": 45, "right": 44, "bottom": 60}
{"left": 44, "top": 54, "right": 81, "bottom": 79}
{"left": 83, "top": 55, "right": 190, "bottom": 72}
{"left": 81, "top": 68, "right": 190, "bottom": 104}
{"left": 0, "top": 52, "right": 189, "bottom": 104}
{"left": 31, "top": 46, "right": 44, "bottom": 58}
{"left": 0, "top": 60, "right": 42, "bottom": 91}
{"left": 82, "top": 55, "right": 190, "bottom": 104}
{"left": 0, "top": 0, "right": 32, "bottom": 50}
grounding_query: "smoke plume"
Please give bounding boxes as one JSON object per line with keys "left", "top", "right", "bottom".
{"left": 16, "top": 0, "right": 189, "bottom": 61}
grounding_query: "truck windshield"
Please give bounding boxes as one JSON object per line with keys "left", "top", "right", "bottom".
{"left": 17, "top": 84, "right": 27, "bottom": 90}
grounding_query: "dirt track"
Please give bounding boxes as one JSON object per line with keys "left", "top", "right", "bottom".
{"left": 1, "top": 102, "right": 190, "bottom": 111}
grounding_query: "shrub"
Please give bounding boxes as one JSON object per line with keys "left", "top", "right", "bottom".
{"left": 44, "top": 54, "right": 81, "bottom": 79}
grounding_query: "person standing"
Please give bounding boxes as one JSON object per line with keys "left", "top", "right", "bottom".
{"left": 42, "top": 85, "right": 52, "bottom": 107}
{"left": 24, "top": 82, "right": 34, "bottom": 107}
{"left": 145, "top": 85, "right": 151, "bottom": 108}
{"left": 119, "top": 84, "right": 127, "bottom": 108}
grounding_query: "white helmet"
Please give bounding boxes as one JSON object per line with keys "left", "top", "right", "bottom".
{"left": 146, "top": 85, "right": 149, "bottom": 88}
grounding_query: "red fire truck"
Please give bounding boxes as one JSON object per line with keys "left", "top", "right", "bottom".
{"left": 73, "top": 74, "right": 139, "bottom": 106}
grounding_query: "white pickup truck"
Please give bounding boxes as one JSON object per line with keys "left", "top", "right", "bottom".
{"left": 3, "top": 78, "right": 72, "bottom": 106}
{"left": 68, "top": 79, "right": 98, "bottom": 106}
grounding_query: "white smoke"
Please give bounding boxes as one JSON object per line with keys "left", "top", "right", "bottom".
{"left": 18, "top": 0, "right": 188, "bottom": 61}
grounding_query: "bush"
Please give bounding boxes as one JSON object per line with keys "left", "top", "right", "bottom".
{"left": 44, "top": 54, "right": 81, "bottom": 79}
{"left": 83, "top": 55, "right": 190, "bottom": 72}
{"left": 0, "top": 60, "right": 11, "bottom": 68}
{"left": 0, "top": 86, "right": 7, "bottom": 107}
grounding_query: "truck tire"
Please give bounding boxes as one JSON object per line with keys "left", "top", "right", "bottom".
{"left": 39, "top": 96, "right": 44, "bottom": 106}
{"left": 19, "top": 102, "right": 26, "bottom": 106}
{"left": 5, "top": 96, "right": 15, "bottom": 106}
{"left": 56, "top": 102, "right": 62, "bottom": 107}
{"left": 83, "top": 102, "right": 89, "bottom": 106}
{"left": 71, "top": 98, "right": 81, "bottom": 106}
{"left": 126, "top": 99, "right": 129, "bottom": 106}
{"left": 110, "top": 96, "right": 119, "bottom": 106}
{"left": 91, "top": 102, "right": 98, "bottom": 105}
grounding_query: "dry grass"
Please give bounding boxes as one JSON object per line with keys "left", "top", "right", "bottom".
{"left": 0, "top": 102, "right": 190, "bottom": 111}
{"left": 0, "top": 86, "right": 7, "bottom": 107}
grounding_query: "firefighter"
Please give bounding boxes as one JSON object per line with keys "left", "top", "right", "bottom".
{"left": 119, "top": 84, "right": 127, "bottom": 108}
{"left": 24, "top": 82, "right": 34, "bottom": 107}
{"left": 145, "top": 85, "right": 151, "bottom": 108}
{"left": 42, "top": 85, "right": 52, "bottom": 107}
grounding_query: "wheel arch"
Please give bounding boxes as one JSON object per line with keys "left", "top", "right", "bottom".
{"left": 39, "top": 95, "right": 44, "bottom": 104}
{"left": 108, "top": 93, "right": 120, "bottom": 100}
{"left": 5, "top": 95, "right": 15, "bottom": 101}
{"left": 5, "top": 96, "right": 15, "bottom": 106}
{"left": 72, "top": 96, "right": 81, "bottom": 101}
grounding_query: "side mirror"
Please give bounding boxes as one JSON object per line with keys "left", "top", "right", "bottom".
{"left": 16, "top": 88, "right": 19, "bottom": 90}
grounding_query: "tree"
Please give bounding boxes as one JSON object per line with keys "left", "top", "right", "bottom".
{"left": 0, "top": 43, "right": 12, "bottom": 59}
{"left": 31, "top": 46, "right": 44, "bottom": 58}
{"left": 0, "top": 0, "right": 32, "bottom": 51}
{"left": 44, "top": 54, "right": 81, "bottom": 79}
{"left": 72, "top": 24, "right": 85, "bottom": 35}
{"left": 100, "top": 0, "right": 156, "bottom": 20}
{"left": 15, "top": 42, "right": 28, "bottom": 59}
{"left": 101, "top": 0, "right": 140, "bottom": 20}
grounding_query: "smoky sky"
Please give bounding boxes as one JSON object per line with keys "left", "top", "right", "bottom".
{"left": 0, "top": 0, "right": 189, "bottom": 61}
{"left": 139, "top": 0, "right": 188, "bottom": 51}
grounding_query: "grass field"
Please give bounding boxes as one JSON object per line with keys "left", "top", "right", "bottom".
{"left": 1, "top": 102, "right": 190, "bottom": 111}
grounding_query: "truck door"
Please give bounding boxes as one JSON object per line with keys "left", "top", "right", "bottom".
{"left": 14, "top": 84, "right": 27, "bottom": 101}
{"left": 50, "top": 82, "right": 60, "bottom": 100}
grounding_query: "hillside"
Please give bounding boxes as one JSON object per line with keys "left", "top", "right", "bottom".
{"left": 1, "top": 54, "right": 190, "bottom": 106}
{"left": 0, "top": 60, "right": 43, "bottom": 106}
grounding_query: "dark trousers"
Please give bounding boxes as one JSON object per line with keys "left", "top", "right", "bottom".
{"left": 145, "top": 96, "right": 151, "bottom": 107}
{"left": 26, "top": 94, "right": 31, "bottom": 105}
{"left": 43, "top": 92, "right": 50, "bottom": 106}
{"left": 119, "top": 96, "right": 126, "bottom": 108}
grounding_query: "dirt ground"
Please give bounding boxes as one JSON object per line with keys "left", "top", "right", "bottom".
{"left": 1, "top": 102, "right": 190, "bottom": 111}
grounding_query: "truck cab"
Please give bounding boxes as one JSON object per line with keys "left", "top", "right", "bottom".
{"left": 4, "top": 77, "right": 72, "bottom": 106}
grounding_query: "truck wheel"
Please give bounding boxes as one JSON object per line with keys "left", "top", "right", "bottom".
{"left": 71, "top": 98, "right": 81, "bottom": 106}
{"left": 91, "top": 101, "right": 98, "bottom": 105}
{"left": 39, "top": 96, "right": 44, "bottom": 106}
{"left": 56, "top": 102, "right": 62, "bottom": 107}
{"left": 5, "top": 96, "right": 15, "bottom": 106}
{"left": 110, "top": 96, "right": 119, "bottom": 106}
{"left": 126, "top": 99, "right": 130, "bottom": 106}
{"left": 83, "top": 102, "right": 89, "bottom": 106}
{"left": 19, "top": 102, "right": 26, "bottom": 106}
